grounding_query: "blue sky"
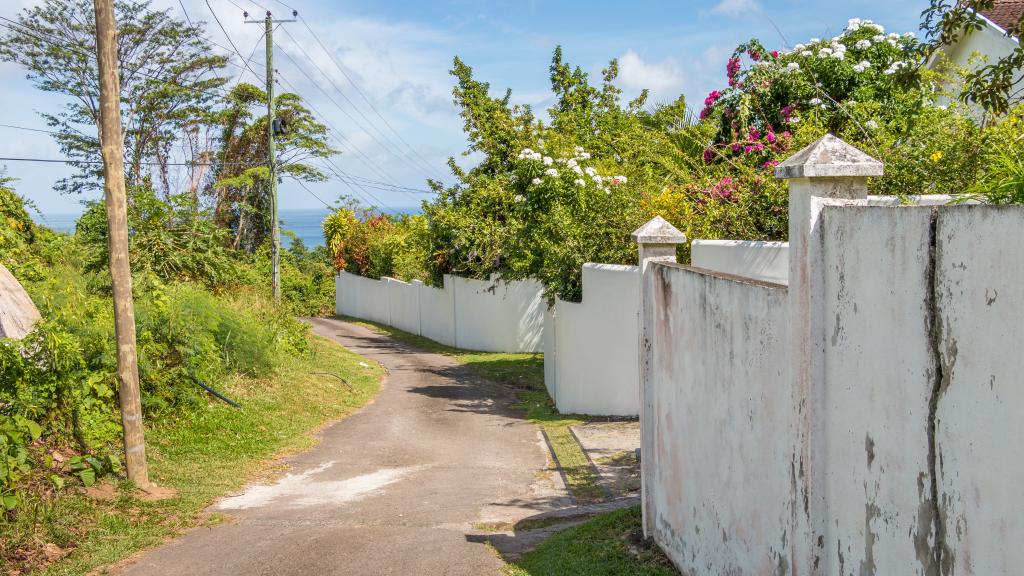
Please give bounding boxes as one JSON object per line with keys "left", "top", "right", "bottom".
{"left": 0, "top": 0, "right": 929, "bottom": 218}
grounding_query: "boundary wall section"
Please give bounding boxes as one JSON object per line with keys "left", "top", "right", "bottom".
{"left": 639, "top": 135, "right": 1024, "bottom": 575}
{"left": 335, "top": 271, "right": 543, "bottom": 353}
{"left": 544, "top": 263, "right": 640, "bottom": 416}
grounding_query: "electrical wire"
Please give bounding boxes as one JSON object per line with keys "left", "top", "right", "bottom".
{"left": 290, "top": 18, "right": 443, "bottom": 180}
{"left": 279, "top": 25, "right": 441, "bottom": 181}
{"left": 275, "top": 41, "right": 433, "bottom": 187}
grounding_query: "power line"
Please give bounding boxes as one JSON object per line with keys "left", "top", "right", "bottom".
{"left": 275, "top": 40, "right": 434, "bottom": 187}
{"left": 273, "top": 73, "right": 406, "bottom": 190}
{"left": 288, "top": 176, "right": 333, "bottom": 209}
{"left": 290, "top": 18, "right": 444, "bottom": 180}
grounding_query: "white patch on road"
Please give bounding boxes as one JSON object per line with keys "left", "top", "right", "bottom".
{"left": 216, "top": 463, "right": 420, "bottom": 510}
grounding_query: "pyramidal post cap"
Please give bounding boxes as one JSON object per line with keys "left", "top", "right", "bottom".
{"left": 774, "top": 133, "right": 883, "bottom": 180}
{"left": 631, "top": 215, "right": 687, "bottom": 244}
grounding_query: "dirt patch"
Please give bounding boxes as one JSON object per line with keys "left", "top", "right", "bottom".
{"left": 571, "top": 421, "right": 641, "bottom": 496}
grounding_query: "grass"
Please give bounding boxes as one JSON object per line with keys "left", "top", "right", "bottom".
{"left": 337, "top": 316, "right": 605, "bottom": 502}
{"left": 1, "top": 334, "right": 383, "bottom": 576}
{"left": 502, "top": 506, "right": 677, "bottom": 576}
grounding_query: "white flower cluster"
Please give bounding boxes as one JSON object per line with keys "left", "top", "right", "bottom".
{"left": 855, "top": 39, "right": 872, "bottom": 50}
{"left": 883, "top": 60, "right": 910, "bottom": 75}
{"left": 852, "top": 60, "right": 872, "bottom": 73}
{"left": 786, "top": 62, "right": 801, "bottom": 72}
{"left": 517, "top": 148, "right": 543, "bottom": 161}
{"left": 516, "top": 146, "right": 619, "bottom": 194}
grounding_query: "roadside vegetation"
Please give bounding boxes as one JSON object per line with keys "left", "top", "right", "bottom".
{"left": 502, "top": 507, "right": 676, "bottom": 576}
{"left": 338, "top": 317, "right": 605, "bottom": 502}
{"left": 324, "top": 17, "right": 1024, "bottom": 305}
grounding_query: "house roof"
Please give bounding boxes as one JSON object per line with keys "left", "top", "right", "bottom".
{"left": 980, "top": 0, "right": 1024, "bottom": 34}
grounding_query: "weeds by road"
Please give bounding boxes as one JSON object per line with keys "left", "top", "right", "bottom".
{"left": 502, "top": 506, "right": 676, "bottom": 576}
{"left": 2, "top": 335, "right": 383, "bottom": 576}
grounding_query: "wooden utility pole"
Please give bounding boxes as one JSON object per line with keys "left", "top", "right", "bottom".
{"left": 246, "top": 10, "right": 296, "bottom": 302}
{"left": 93, "top": 0, "right": 149, "bottom": 487}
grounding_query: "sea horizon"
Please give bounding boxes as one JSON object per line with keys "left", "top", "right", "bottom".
{"left": 30, "top": 206, "right": 423, "bottom": 249}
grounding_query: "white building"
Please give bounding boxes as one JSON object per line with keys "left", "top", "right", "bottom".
{"left": 929, "top": 0, "right": 1022, "bottom": 115}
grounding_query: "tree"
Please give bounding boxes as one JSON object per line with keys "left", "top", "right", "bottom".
{"left": 206, "top": 83, "right": 335, "bottom": 252}
{"left": 0, "top": 0, "right": 229, "bottom": 197}
{"left": 921, "top": 0, "right": 1024, "bottom": 114}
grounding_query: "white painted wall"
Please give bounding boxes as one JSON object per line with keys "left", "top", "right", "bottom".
{"left": 933, "top": 206, "right": 1024, "bottom": 575}
{"left": 645, "top": 263, "right": 792, "bottom": 573}
{"left": 691, "top": 240, "right": 789, "bottom": 285}
{"left": 335, "top": 272, "right": 543, "bottom": 353}
{"left": 643, "top": 199, "right": 1024, "bottom": 575}
{"left": 931, "top": 16, "right": 1021, "bottom": 115}
{"left": 418, "top": 277, "right": 455, "bottom": 347}
{"left": 547, "top": 264, "right": 640, "bottom": 416}
{"left": 384, "top": 278, "right": 420, "bottom": 335}
{"left": 450, "top": 275, "right": 545, "bottom": 353}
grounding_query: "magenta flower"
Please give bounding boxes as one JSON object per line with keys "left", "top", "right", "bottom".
{"left": 726, "top": 57, "right": 741, "bottom": 86}
{"left": 703, "top": 148, "right": 715, "bottom": 163}
{"left": 766, "top": 132, "right": 777, "bottom": 144}
{"left": 748, "top": 128, "right": 761, "bottom": 140}
{"left": 754, "top": 143, "right": 764, "bottom": 151}
{"left": 731, "top": 142, "right": 742, "bottom": 152}
{"left": 771, "top": 50, "right": 780, "bottom": 58}
{"left": 744, "top": 145, "right": 753, "bottom": 153}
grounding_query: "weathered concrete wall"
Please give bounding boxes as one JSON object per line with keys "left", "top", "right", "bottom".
{"left": 819, "top": 205, "right": 936, "bottom": 574}
{"left": 547, "top": 264, "right": 640, "bottom": 416}
{"left": 645, "top": 263, "right": 791, "bottom": 574}
{"left": 691, "top": 240, "right": 789, "bottom": 285}
{"left": 641, "top": 136, "right": 1024, "bottom": 575}
{"left": 934, "top": 206, "right": 1024, "bottom": 575}
{"left": 335, "top": 272, "right": 543, "bottom": 353}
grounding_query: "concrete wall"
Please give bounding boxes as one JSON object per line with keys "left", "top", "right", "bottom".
{"left": 691, "top": 240, "right": 789, "bottom": 285}
{"left": 640, "top": 136, "right": 1024, "bottom": 575}
{"left": 450, "top": 275, "right": 545, "bottom": 353}
{"left": 335, "top": 271, "right": 543, "bottom": 353}
{"left": 646, "top": 263, "right": 791, "bottom": 572}
{"left": 545, "top": 264, "right": 640, "bottom": 416}
{"left": 933, "top": 206, "right": 1024, "bottom": 575}
{"left": 419, "top": 276, "right": 455, "bottom": 347}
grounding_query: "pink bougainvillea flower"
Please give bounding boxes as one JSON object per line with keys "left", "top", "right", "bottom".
{"left": 748, "top": 128, "right": 761, "bottom": 140}
{"left": 744, "top": 145, "right": 753, "bottom": 153}
{"left": 703, "top": 148, "right": 715, "bottom": 163}
{"left": 766, "top": 132, "right": 777, "bottom": 144}
{"left": 771, "top": 50, "right": 780, "bottom": 58}
{"left": 754, "top": 143, "right": 765, "bottom": 151}
{"left": 732, "top": 142, "right": 742, "bottom": 152}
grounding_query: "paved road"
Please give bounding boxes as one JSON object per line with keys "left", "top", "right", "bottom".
{"left": 117, "top": 317, "right": 566, "bottom": 576}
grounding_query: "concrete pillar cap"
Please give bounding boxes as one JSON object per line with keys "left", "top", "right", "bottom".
{"left": 631, "top": 216, "right": 687, "bottom": 245}
{"left": 774, "top": 133, "right": 883, "bottom": 180}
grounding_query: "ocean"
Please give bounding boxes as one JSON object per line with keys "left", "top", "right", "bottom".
{"left": 32, "top": 207, "right": 420, "bottom": 249}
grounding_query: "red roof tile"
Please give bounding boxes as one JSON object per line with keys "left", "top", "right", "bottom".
{"left": 980, "top": 0, "right": 1024, "bottom": 33}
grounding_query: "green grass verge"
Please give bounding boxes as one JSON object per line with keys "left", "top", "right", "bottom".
{"left": 337, "top": 315, "right": 604, "bottom": 502}
{"left": 502, "top": 507, "right": 677, "bottom": 576}
{"left": 2, "top": 335, "right": 383, "bottom": 576}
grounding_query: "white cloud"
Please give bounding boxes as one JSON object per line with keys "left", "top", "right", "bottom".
{"left": 710, "top": 0, "right": 762, "bottom": 18}
{"left": 616, "top": 50, "right": 684, "bottom": 100}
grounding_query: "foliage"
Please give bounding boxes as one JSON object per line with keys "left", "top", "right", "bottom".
{"left": 0, "top": 336, "right": 382, "bottom": 575}
{"left": 921, "top": 0, "right": 1024, "bottom": 114}
{"left": 963, "top": 107, "right": 1024, "bottom": 203}
{"left": 0, "top": 187, "right": 316, "bottom": 522}
{"left": 503, "top": 507, "right": 676, "bottom": 576}
{"left": 323, "top": 205, "right": 433, "bottom": 283}
{"left": 207, "top": 83, "right": 336, "bottom": 252}
{"left": 0, "top": 0, "right": 230, "bottom": 197}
